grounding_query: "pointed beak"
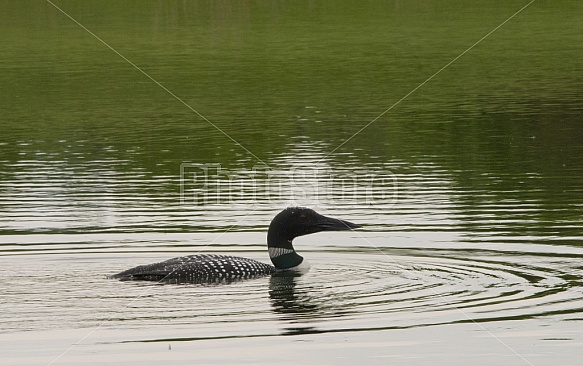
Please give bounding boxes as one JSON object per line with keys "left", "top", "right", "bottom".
{"left": 317, "top": 216, "right": 361, "bottom": 231}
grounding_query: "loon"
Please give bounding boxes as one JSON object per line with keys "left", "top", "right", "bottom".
{"left": 111, "top": 207, "right": 360, "bottom": 284}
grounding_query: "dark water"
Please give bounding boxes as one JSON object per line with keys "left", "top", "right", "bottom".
{"left": 1, "top": 1, "right": 582, "bottom": 365}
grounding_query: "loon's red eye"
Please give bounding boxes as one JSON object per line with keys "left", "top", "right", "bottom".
{"left": 299, "top": 214, "right": 308, "bottom": 222}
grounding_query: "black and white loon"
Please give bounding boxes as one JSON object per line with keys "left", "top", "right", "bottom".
{"left": 111, "top": 207, "right": 360, "bottom": 283}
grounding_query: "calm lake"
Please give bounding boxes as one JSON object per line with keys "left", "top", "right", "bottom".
{"left": 1, "top": 1, "right": 582, "bottom": 365}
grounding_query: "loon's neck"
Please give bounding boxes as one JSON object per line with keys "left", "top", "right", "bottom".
{"left": 267, "top": 234, "right": 304, "bottom": 270}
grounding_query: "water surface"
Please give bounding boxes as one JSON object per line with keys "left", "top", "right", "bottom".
{"left": 1, "top": 1, "right": 582, "bottom": 365}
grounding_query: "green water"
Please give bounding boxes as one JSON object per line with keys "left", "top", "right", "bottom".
{"left": 0, "top": 1, "right": 582, "bottom": 365}
{"left": 2, "top": 1, "right": 581, "bottom": 166}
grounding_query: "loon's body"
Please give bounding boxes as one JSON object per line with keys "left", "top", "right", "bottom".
{"left": 111, "top": 207, "right": 360, "bottom": 284}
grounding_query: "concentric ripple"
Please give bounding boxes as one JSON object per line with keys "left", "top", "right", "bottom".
{"left": 267, "top": 248, "right": 583, "bottom": 332}
{"left": 0, "top": 240, "right": 582, "bottom": 340}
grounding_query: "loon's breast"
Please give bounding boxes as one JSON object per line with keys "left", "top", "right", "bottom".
{"left": 111, "top": 254, "right": 276, "bottom": 283}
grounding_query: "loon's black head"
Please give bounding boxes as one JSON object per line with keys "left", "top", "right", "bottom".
{"left": 267, "top": 207, "right": 360, "bottom": 270}
{"left": 268, "top": 207, "right": 361, "bottom": 243}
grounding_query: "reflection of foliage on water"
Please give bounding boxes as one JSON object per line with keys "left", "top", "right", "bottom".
{"left": 1, "top": 0, "right": 581, "bottom": 241}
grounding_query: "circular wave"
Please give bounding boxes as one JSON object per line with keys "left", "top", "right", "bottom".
{"left": 267, "top": 248, "right": 583, "bottom": 331}
{"left": 0, "top": 245, "right": 581, "bottom": 338}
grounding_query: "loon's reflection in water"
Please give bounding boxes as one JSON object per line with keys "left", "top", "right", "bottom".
{"left": 269, "top": 272, "right": 321, "bottom": 336}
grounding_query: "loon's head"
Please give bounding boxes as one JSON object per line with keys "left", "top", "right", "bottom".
{"left": 268, "top": 207, "right": 361, "bottom": 243}
{"left": 267, "top": 207, "right": 360, "bottom": 271}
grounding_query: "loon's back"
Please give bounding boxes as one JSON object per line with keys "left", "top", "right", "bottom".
{"left": 111, "top": 254, "right": 276, "bottom": 283}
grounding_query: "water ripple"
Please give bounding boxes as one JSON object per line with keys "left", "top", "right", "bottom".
{"left": 1, "top": 240, "right": 581, "bottom": 338}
